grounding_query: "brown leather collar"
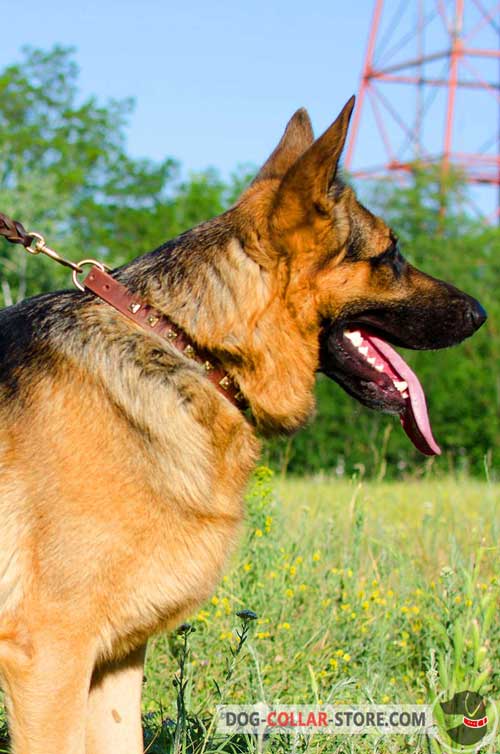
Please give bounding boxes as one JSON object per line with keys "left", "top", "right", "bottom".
{"left": 83, "top": 266, "right": 246, "bottom": 409}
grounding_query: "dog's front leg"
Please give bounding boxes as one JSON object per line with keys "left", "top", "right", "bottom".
{"left": 1, "top": 630, "right": 95, "bottom": 754}
{"left": 86, "top": 642, "right": 147, "bottom": 754}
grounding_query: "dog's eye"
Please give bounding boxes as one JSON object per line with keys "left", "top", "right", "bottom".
{"left": 371, "top": 238, "right": 405, "bottom": 276}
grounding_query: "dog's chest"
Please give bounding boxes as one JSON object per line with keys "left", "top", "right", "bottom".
{"left": 94, "top": 413, "right": 258, "bottom": 655}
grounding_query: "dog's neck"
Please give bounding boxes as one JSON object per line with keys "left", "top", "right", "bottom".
{"left": 115, "top": 216, "right": 319, "bottom": 434}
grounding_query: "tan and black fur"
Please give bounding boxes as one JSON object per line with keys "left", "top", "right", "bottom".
{"left": 0, "top": 99, "right": 485, "bottom": 753}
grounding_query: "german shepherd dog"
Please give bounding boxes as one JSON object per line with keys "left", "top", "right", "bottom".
{"left": 0, "top": 98, "right": 486, "bottom": 753}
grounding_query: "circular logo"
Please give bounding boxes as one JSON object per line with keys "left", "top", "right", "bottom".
{"left": 432, "top": 689, "right": 498, "bottom": 752}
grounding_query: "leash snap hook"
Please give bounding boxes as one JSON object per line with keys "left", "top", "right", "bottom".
{"left": 25, "top": 231, "right": 47, "bottom": 256}
{"left": 25, "top": 231, "right": 82, "bottom": 274}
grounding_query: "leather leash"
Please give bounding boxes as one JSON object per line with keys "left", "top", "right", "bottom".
{"left": 0, "top": 212, "right": 246, "bottom": 409}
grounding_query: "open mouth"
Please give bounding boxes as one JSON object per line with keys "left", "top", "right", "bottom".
{"left": 320, "top": 325, "right": 441, "bottom": 456}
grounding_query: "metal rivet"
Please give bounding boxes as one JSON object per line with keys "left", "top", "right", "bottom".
{"left": 167, "top": 330, "right": 178, "bottom": 339}
{"left": 128, "top": 302, "right": 141, "bottom": 314}
{"left": 204, "top": 361, "right": 214, "bottom": 372}
{"left": 219, "top": 375, "right": 232, "bottom": 390}
{"left": 147, "top": 315, "right": 160, "bottom": 327}
{"left": 184, "top": 345, "right": 196, "bottom": 358}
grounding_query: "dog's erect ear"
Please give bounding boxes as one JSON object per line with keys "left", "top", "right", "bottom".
{"left": 276, "top": 97, "right": 355, "bottom": 209}
{"left": 250, "top": 108, "right": 314, "bottom": 184}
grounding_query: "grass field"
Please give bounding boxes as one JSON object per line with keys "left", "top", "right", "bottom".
{"left": 0, "top": 471, "right": 497, "bottom": 753}
{"left": 142, "top": 470, "right": 499, "bottom": 753}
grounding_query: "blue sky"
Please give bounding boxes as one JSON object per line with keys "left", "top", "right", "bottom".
{"left": 2, "top": 1, "right": 498, "bottom": 215}
{"left": 2, "top": 0, "right": 374, "bottom": 174}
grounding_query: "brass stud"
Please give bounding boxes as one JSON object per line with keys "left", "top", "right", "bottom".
{"left": 147, "top": 314, "right": 160, "bottom": 327}
{"left": 184, "top": 345, "right": 196, "bottom": 359}
{"left": 204, "top": 361, "right": 214, "bottom": 372}
{"left": 219, "top": 375, "right": 232, "bottom": 390}
{"left": 167, "top": 330, "right": 178, "bottom": 340}
{"left": 128, "top": 302, "right": 141, "bottom": 314}
{"left": 234, "top": 391, "right": 245, "bottom": 402}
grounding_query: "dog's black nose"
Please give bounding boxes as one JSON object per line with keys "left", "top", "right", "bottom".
{"left": 466, "top": 300, "right": 487, "bottom": 332}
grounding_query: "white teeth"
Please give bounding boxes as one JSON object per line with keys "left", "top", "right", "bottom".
{"left": 345, "top": 330, "right": 363, "bottom": 347}
{"left": 393, "top": 380, "right": 408, "bottom": 393}
{"left": 358, "top": 346, "right": 368, "bottom": 356}
{"left": 375, "top": 364, "right": 384, "bottom": 372}
{"left": 367, "top": 357, "right": 376, "bottom": 365}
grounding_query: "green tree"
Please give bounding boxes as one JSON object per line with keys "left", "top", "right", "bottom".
{"left": 0, "top": 46, "right": 252, "bottom": 303}
{"left": 0, "top": 47, "right": 496, "bottom": 477}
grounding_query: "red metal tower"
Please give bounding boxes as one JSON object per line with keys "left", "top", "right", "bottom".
{"left": 345, "top": 0, "right": 500, "bottom": 220}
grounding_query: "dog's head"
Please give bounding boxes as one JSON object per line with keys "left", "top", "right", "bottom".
{"left": 238, "top": 98, "right": 486, "bottom": 454}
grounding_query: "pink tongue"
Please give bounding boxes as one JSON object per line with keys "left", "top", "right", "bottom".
{"left": 365, "top": 334, "right": 441, "bottom": 456}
